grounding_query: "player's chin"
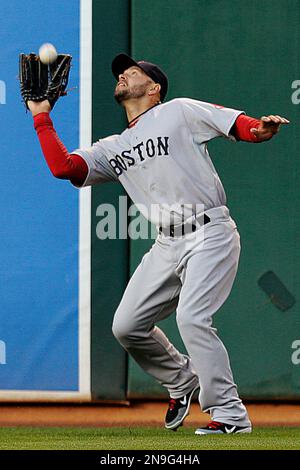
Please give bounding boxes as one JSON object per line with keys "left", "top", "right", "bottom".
{"left": 114, "top": 89, "right": 128, "bottom": 104}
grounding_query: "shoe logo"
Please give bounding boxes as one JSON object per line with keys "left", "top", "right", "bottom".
{"left": 179, "top": 396, "right": 187, "bottom": 406}
{"left": 225, "top": 426, "right": 236, "bottom": 434}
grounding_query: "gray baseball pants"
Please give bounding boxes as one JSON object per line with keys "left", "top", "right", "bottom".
{"left": 112, "top": 205, "right": 251, "bottom": 427}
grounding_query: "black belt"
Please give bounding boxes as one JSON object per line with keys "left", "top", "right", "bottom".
{"left": 159, "top": 213, "right": 211, "bottom": 238}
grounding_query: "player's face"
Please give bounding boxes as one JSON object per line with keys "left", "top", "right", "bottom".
{"left": 114, "top": 66, "right": 153, "bottom": 104}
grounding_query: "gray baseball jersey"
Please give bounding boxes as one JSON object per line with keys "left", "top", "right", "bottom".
{"left": 72, "top": 98, "right": 244, "bottom": 227}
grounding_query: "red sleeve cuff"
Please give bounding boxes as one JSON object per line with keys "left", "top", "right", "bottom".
{"left": 33, "top": 112, "right": 53, "bottom": 129}
{"left": 233, "top": 114, "right": 262, "bottom": 142}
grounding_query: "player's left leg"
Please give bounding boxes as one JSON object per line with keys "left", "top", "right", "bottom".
{"left": 175, "top": 217, "right": 251, "bottom": 430}
{"left": 112, "top": 238, "right": 198, "bottom": 400}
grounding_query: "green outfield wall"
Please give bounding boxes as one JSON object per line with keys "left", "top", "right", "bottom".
{"left": 91, "top": 0, "right": 130, "bottom": 400}
{"left": 91, "top": 0, "right": 300, "bottom": 400}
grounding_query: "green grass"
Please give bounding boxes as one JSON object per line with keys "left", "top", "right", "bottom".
{"left": 0, "top": 426, "right": 299, "bottom": 450}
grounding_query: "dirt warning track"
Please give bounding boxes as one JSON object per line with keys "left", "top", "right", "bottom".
{"left": 0, "top": 402, "right": 299, "bottom": 427}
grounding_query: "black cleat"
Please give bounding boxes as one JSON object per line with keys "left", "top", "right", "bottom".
{"left": 165, "top": 385, "right": 199, "bottom": 430}
{"left": 195, "top": 420, "right": 252, "bottom": 435}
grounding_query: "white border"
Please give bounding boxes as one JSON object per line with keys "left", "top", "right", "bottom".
{"left": 0, "top": 0, "right": 92, "bottom": 402}
{"left": 78, "top": 0, "right": 93, "bottom": 394}
{"left": 78, "top": 0, "right": 92, "bottom": 399}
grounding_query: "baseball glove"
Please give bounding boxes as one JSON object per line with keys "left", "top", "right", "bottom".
{"left": 19, "top": 53, "right": 72, "bottom": 110}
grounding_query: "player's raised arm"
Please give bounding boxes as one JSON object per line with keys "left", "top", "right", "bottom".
{"left": 27, "top": 99, "right": 88, "bottom": 186}
{"left": 19, "top": 52, "right": 88, "bottom": 186}
{"left": 21, "top": 51, "right": 119, "bottom": 187}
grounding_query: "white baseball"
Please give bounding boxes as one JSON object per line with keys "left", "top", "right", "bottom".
{"left": 39, "top": 43, "right": 58, "bottom": 65}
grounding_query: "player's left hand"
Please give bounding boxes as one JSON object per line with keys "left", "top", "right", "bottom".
{"left": 250, "top": 115, "right": 290, "bottom": 141}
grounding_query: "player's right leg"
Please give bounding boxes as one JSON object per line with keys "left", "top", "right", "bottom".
{"left": 175, "top": 215, "right": 252, "bottom": 434}
{"left": 112, "top": 237, "right": 199, "bottom": 423}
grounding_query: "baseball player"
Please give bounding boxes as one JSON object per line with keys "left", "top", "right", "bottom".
{"left": 27, "top": 53, "right": 289, "bottom": 435}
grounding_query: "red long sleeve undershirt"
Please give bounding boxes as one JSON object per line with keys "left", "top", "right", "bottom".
{"left": 33, "top": 112, "right": 88, "bottom": 186}
{"left": 33, "top": 112, "right": 262, "bottom": 184}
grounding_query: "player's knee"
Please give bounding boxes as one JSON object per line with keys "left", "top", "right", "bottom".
{"left": 112, "top": 313, "right": 142, "bottom": 346}
{"left": 112, "top": 317, "right": 130, "bottom": 344}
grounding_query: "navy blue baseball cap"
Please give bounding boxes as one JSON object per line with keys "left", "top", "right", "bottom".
{"left": 112, "top": 53, "right": 168, "bottom": 102}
